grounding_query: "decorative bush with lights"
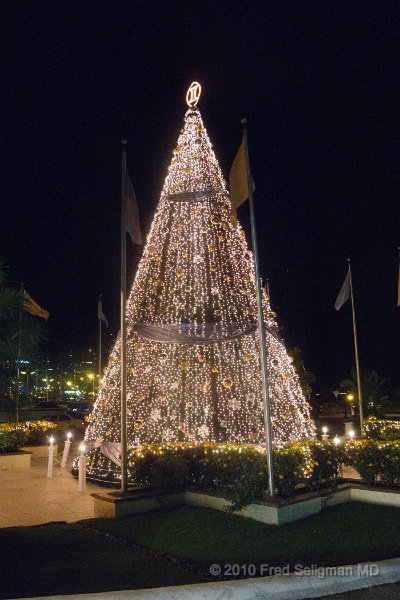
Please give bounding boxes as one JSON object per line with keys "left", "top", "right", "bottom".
{"left": 0, "top": 420, "right": 58, "bottom": 448}
{"left": 363, "top": 416, "right": 400, "bottom": 441}
{"left": 76, "top": 439, "right": 352, "bottom": 509}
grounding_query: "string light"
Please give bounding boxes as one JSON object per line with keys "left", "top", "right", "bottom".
{"left": 85, "top": 102, "right": 315, "bottom": 479}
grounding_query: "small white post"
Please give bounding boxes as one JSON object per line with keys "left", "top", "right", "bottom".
{"left": 78, "top": 443, "right": 86, "bottom": 492}
{"left": 321, "top": 426, "right": 329, "bottom": 441}
{"left": 344, "top": 421, "right": 354, "bottom": 436}
{"left": 47, "top": 436, "right": 55, "bottom": 478}
{"left": 61, "top": 432, "right": 72, "bottom": 468}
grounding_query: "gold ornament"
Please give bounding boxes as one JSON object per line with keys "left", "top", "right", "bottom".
{"left": 186, "top": 401, "right": 193, "bottom": 408}
{"left": 218, "top": 234, "right": 226, "bottom": 242}
{"left": 210, "top": 217, "right": 220, "bottom": 225}
{"left": 176, "top": 266, "right": 185, "bottom": 277}
{"left": 198, "top": 382, "right": 210, "bottom": 393}
{"left": 135, "top": 342, "right": 144, "bottom": 352}
{"left": 197, "top": 355, "right": 205, "bottom": 363}
{"left": 137, "top": 393, "right": 145, "bottom": 402}
{"left": 148, "top": 245, "right": 156, "bottom": 255}
{"left": 214, "top": 309, "right": 222, "bottom": 317}
{"left": 242, "top": 353, "right": 252, "bottom": 362}
{"left": 220, "top": 420, "right": 227, "bottom": 428}
{"left": 223, "top": 378, "right": 233, "bottom": 389}
{"left": 179, "top": 362, "right": 190, "bottom": 371}
{"left": 210, "top": 265, "right": 217, "bottom": 272}
{"left": 208, "top": 243, "right": 217, "bottom": 252}
{"left": 211, "top": 366, "right": 218, "bottom": 373}
{"left": 134, "top": 420, "right": 144, "bottom": 431}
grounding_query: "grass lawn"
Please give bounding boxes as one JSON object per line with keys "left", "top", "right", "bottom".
{"left": 85, "top": 501, "right": 400, "bottom": 568}
{"left": 0, "top": 502, "right": 400, "bottom": 598}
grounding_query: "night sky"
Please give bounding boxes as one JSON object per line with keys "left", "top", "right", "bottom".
{"left": 1, "top": 1, "right": 398, "bottom": 390}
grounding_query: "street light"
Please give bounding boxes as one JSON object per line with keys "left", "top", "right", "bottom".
{"left": 87, "top": 373, "right": 95, "bottom": 397}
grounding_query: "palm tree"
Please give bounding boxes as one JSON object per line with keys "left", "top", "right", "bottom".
{"left": 0, "top": 260, "right": 48, "bottom": 411}
{"left": 340, "top": 368, "right": 389, "bottom": 417}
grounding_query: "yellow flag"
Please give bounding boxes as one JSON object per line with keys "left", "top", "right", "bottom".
{"left": 229, "top": 137, "right": 255, "bottom": 217}
{"left": 23, "top": 291, "right": 49, "bottom": 320}
{"left": 229, "top": 138, "right": 248, "bottom": 212}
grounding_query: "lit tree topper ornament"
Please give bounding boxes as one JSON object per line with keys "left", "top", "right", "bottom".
{"left": 186, "top": 81, "right": 202, "bottom": 107}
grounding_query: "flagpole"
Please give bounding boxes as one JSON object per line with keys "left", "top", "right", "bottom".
{"left": 98, "top": 296, "right": 102, "bottom": 382}
{"left": 120, "top": 140, "right": 128, "bottom": 493}
{"left": 348, "top": 259, "right": 364, "bottom": 436}
{"left": 397, "top": 246, "right": 400, "bottom": 307}
{"left": 15, "top": 283, "right": 24, "bottom": 424}
{"left": 242, "top": 118, "right": 275, "bottom": 498}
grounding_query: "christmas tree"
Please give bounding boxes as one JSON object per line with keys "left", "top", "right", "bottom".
{"left": 85, "top": 87, "right": 315, "bottom": 469}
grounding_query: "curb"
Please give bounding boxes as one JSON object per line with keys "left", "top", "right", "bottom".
{"left": 19, "top": 557, "right": 400, "bottom": 600}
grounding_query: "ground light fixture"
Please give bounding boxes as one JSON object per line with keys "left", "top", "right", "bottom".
{"left": 333, "top": 436, "right": 341, "bottom": 445}
{"left": 348, "top": 429, "right": 355, "bottom": 439}
{"left": 321, "top": 426, "right": 329, "bottom": 441}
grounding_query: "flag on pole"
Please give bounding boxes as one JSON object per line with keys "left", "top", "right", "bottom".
{"left": 124, "top": 171, "right": 142, "bottom": 245}
{"left": 23, "top": 291, "right": 49, "bottom": 320}
{"left": 334, "top": 270, "right": 351, "bottom": 311}
{"left": 98, "top": 296, "right": 109, "bottom": 328}
{"left": 229, "top": 137, "right": 255, "bottom": 216}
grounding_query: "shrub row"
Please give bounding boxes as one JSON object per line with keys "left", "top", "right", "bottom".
{"left": 81, "top": 438, "right": 400, "bottom": 511}
{"left": 0, "top": 429, "right": 25, "bottom": 453}
{"left": 0, "top": 420, "right": 57, "bottom": 448}
{"left": 345, "top": 439, "right": 400, "bottom": 486}
{"left": 363, "top": 416, "right": 400, "bottom": 441}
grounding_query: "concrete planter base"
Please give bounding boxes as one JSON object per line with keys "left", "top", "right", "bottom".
{"left": 0, "top": 450, "right": 31, "bottom": 470}
{"left": 92, "top": 483, "right": 400, "bottom": 524}
{"left": 24, "top": 444, "right": 58, "bottom": 459}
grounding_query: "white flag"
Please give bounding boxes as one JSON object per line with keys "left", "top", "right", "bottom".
{"left": 334, "top": 270, "right": 351, "bottom": 311}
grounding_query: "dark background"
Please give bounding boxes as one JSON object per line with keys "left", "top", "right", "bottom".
{"left": 0, "top": 1, "right": 398, "bottom": 390}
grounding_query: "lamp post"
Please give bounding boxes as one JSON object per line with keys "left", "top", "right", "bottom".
{"left": 321, "top": 426, "right": 329, "bottom": 441}
{"left": 87, "top": 373, "right": 95, "bottom": 398}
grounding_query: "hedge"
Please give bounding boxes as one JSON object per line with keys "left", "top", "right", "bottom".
{"left": 345, "top": 439, "right": 400, "bottom": 486}
{"left": 363, "top": 416, "right": 400, "bottom": 441}
{"left": 0, "top": 420, "right": 58, "bottom": 448}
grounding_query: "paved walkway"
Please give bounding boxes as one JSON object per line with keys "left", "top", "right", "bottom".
{"left": 0, "top": 444, "right": 99, "bottom": 527}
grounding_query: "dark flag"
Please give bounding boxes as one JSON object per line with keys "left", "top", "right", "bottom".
{"left": 97, "top": 296, "right": 109, "bottom": 328}
{"left": 124, "top": 171, "right": 142, "bottom": 245}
